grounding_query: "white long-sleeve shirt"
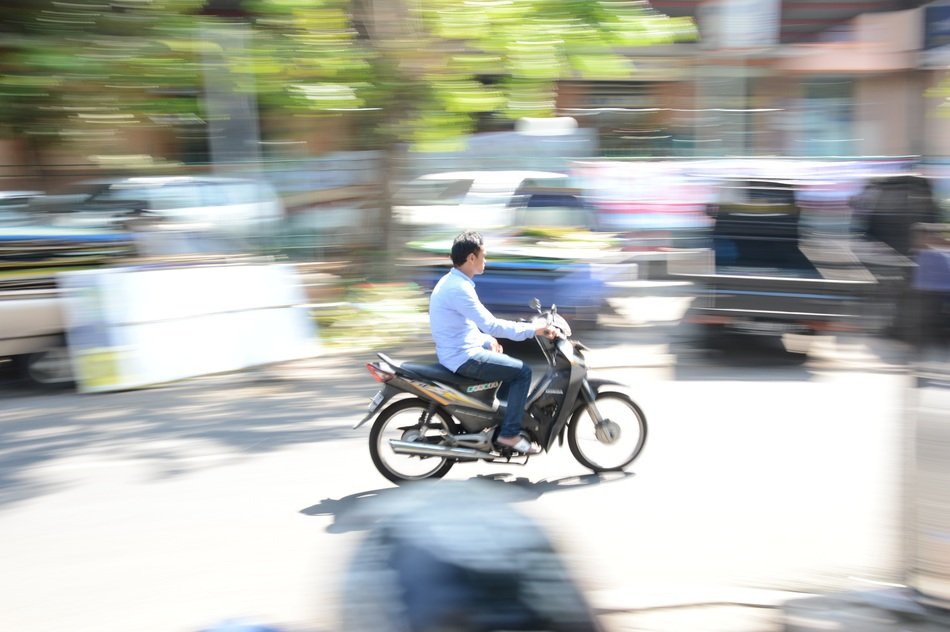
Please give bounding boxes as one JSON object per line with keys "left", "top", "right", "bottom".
{"left": 428, "top": 267, "right": 537, "bottom": 372}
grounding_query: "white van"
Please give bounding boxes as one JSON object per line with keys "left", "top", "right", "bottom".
{"left": 392, "top": 170, "right": 570, "bottom": 231}
{"left": 53, "top": 176, "right": 284, "bottom": 236}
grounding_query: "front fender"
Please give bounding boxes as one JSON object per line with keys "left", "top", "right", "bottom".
{"left": 586, "top": 377, "right": 631, "bottom": 397}
{"left": 568, "top": 377, "right": 632, "bottom": 420}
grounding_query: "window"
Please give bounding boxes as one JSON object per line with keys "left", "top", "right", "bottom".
{"left": 798, "top": 79, "right": 855, "bottom": 157}
{"left": 149, "top": 184, "right": 203, "bottom": 210}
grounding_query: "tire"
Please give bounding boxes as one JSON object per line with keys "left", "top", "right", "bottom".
{"left": 15, "top": 346, "right": 75, "bottom": 388}
{"left": 568, "top": 391, "right": 647, "bottom": 472}
{"left": 369, "top": 398, "right": 456, "bottom": 485}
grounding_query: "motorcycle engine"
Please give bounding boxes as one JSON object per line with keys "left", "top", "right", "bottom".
{"left": 529, "top": 393, "right": 559, "bottom": 429}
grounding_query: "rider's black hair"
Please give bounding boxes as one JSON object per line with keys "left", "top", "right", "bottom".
{"left": 451, "top": 230, "right": 483, "bottom": 267}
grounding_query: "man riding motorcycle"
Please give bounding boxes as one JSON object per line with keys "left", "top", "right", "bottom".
{"left": 428, "top": 230, "right": 557, "bottom": 455}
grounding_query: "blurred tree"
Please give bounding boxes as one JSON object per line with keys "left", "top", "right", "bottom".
{"left": 0, "top": 0, "right": 695, "bottom": 158}
{"left": 242, "top": 0, "right": 697, "bottom": 150}
{"left": 0, "top": 0, "right": 697, "bottom": 160}
{"left": 0, "top": 0, "right": 211, "bottom": 170}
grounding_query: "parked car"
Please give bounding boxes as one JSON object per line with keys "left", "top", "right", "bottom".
{"left": 670, "top": 178, "right": 887, "bottom": 344}
{"left": 47, "top": 175, "right": 285, "bottom": 252}
{"left": 392, "top": 170, "right": 572, "bottom": 237}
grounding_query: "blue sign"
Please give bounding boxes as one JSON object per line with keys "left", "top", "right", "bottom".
{"left": 924, "top": 3, "right": 950, "bottom": 50}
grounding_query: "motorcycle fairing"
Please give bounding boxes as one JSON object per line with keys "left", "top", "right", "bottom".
{"left": 533, "top": 338, "right": 626, "bottom": 451}
{"left": 404, "top": 377, "right": 498, "bottom": 411}
{"left": 540, "top": 360, "right": 586, "bottom": 451}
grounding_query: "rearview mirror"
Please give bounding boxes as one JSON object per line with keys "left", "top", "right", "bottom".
{"left": 530, "top": 298, "right": 541, "bottom": 312}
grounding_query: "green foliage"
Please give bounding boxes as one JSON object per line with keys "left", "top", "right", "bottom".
{"left": 316, "top": 282, "right": 430, "bottom": 350}
{"left": 0, "top": 1, "right": 206, "bottom": 143}
{"left": 0, "top": 0, "right": 698, "bottom": 152}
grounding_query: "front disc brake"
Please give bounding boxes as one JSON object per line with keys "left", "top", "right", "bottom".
{"left": 595, "top": 420, "right": 621, "bottom": 444}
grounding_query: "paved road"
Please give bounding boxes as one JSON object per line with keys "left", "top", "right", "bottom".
{"left": 0, "top": 322, "right": 918, "bottom": 632}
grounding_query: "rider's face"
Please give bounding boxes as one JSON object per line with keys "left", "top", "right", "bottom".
{"left": 470, "top": 247, "right": 487, "bottom": 275}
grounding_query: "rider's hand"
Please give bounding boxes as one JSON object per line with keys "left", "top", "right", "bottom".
{"left": 489, "top": 337, "right": 504, "bottom": 353}
{"left": 534, "top": 324, "right": 558, "bottom": 340}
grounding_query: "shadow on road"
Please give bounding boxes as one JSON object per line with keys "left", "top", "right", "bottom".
{"left": 0, "top": 356, "right": 377, "bottom": 508}
{"left": 300, "top": 471, "right": 634, "bottom": 533}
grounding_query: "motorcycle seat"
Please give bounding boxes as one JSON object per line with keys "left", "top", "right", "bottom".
{"left": 402, "top": 362, "right": 488, "bottom": 388}
{"left": 378, "top": 353, "right": 486, "bottom": 389}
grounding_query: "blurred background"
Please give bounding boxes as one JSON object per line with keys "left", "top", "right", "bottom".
{"left": 0, "top": 0, "right": 947, "bottom": 385}
{"left": 1, "top": 1, "right": 949, "bottom": 631}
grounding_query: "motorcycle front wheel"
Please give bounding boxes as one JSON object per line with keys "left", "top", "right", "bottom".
{"left": 568, "top": 392, "right": 647, "bottom": 472}
{"left": 369, "top": 398, "right": 456, "bottom": 485}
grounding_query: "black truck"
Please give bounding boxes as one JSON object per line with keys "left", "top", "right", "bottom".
{"left": 671, "top": 178, "right": 903, "bottom": 342}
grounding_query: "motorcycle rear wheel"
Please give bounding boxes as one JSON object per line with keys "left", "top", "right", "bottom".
{"left": 369, "top": 398, "right": 456, "bottom": 485}
{"left": 568, "top": 392, "right": 647, "bottom": 472}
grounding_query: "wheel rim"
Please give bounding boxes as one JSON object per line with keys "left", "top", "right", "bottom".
{"left": 27, "top": 348, "right": 74, "bottom": 385}
{"left": 376, "top": 406, "right": 449, "bottom": 480}
{"left": 573, "top": 396, "right": 645, "bottom": 470}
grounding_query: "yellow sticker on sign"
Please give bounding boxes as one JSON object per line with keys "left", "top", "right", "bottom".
{"left": 74, "top": 348, "right": 121, "bottom": 390}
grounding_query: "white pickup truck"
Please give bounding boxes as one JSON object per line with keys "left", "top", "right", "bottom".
{"left": 0, "top": 192, "right": 135, "bottom": 385}
{"left": 2, "top": 175, "right": 290, "bottom": 385}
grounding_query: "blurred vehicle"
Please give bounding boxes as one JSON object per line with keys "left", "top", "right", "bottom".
{"left": 392, "top": 170, "right": 571, "bottom": 236}
{"left": 510, "top": 186, "right": 593, "bottom": 229}
{"left": 47, "top": 175, "right": 284, "bottom": 251}
{"left": 341, "top": 480, "right": 605, "bottom": 631}
{"left": 849, "top": 175, "right": 945, "bottom": 342}
{"left": 356, "top": 300, "right": 647, "bottom": 485}
{"left": 672, "top": 178, "right": 886, "bottom": 343}
{"left": 910, "top": 236, "right": 950, "bottom": 346}
{"left": 851, "top": 174, "right": 942, "bottom": 256}
{"left": 570, "top": 160, "right": 714, "bottom": 275}
{"left": 403, "top": 186, "right": 630, "bottom": 328}
{"left": 0, "top": 191, "right": 135, "bottom": 386}
{"left": 0, "top": 190, "right": 44, "bottom": 225}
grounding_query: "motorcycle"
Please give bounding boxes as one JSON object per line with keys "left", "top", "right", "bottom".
{"left": 354, "top": 299, "right": 648, "bottom": 485}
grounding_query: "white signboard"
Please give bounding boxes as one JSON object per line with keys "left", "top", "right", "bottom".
{"left": 698, "top": 0, "right": 781, "bottom": 50}
{"left": 59, "top": 264, "right": 319, "bottom": 393}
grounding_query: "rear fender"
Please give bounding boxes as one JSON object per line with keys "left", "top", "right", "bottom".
{"left": 353, "top": 384, "right": 401, "bottom": 429}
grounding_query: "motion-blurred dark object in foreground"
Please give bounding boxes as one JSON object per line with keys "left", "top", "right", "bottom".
{"left": 340, "top": 481, "right": 603, "bottom": 631}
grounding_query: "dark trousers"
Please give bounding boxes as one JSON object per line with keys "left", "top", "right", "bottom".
{"left": 455, "top": 350, "right": 532, "bottom": 438}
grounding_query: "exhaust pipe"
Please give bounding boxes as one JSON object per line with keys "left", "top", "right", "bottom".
{"left": 389, "top": 439, "right": 491, "bottom": 460}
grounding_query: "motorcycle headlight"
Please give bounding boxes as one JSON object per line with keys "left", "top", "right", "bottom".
{"left": 553, "top": 313, "right": 572, "bottom": 337}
